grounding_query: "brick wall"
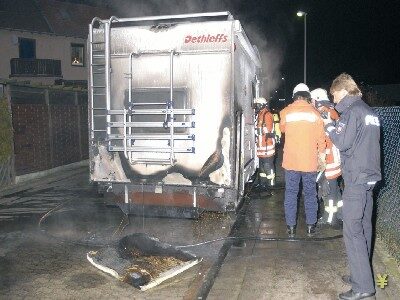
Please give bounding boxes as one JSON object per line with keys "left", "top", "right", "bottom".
{"left": 12, "top": 104, "right": 52, "bottom": 174}
{"left": 51, "top": 105, "right": 81, "bottom": 167}
{"left": 9, "top": 85, "right": 88, "bottom": 176}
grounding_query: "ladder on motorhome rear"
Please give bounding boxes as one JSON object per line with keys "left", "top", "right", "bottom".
{"left": 89, "top": 17, "right": 113, "bottom": 143}
{"left": 89, "top": 19, "right": 195, "bottom": 166}
{"left": 107, "top": 51, "right": 195, "bottom": 165}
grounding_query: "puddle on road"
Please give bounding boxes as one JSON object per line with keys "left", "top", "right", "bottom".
{"left": 0, "top": 199, "right": 235, "bottom": 296}
{"left": 39, "top": 198, "right": 235, "bottom": 254}
{"left": 191, "top": 212, "right": 233, "bottom": 239}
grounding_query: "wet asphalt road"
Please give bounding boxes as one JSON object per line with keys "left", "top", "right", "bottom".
{"left": 1, "top": 166, "right": 399, "bottom": 299}
{"left": 0, "top": 167, "right": 235, "bottom": 299}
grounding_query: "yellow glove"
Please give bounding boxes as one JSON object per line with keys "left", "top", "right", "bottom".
{"left": 273, "top": 114, "right": 281, "bottom": 142}
{"left": 275, "top": 127, "right": 281, "bottom": 139}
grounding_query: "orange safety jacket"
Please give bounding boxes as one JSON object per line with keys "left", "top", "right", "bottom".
{"left": 280, "top": 100, "right": 326, "bottom": 172}
{"left": 256, "top": 108, "right": 275, "bottom": 158}
{"left": 320, "top": 106, "right": 342, "bottom": 179}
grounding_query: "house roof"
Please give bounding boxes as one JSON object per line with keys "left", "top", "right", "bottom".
{"left": 0, "top": 0, "right": 52, "bottom": 33}
{"left": 0, "top": 0, "right": 113, "bottom": 38}
{"left": 38, "top": 0, "right": 112, "bottom": 38}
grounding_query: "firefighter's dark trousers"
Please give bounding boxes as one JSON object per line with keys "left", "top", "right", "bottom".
{"left": 327, "top": 178, "right": 341, "bottom": 202}
{"left": 259, "top": 156, "right": 274, "bottom": 186}
{"left": 284, "top": 170, "right": 318, "bottom": 226}
{"left": 320, "top": 178, "right": 343, "bottom": 223}
{"left": 342, "top": 183, "right": 375, "bottom": 294}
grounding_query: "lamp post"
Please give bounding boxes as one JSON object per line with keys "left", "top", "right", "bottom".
{"left": 297, "top": 11, "right": 307, "bottom": 83}
{"left": 281, "top": 77, "right": 286, "bottom": 101}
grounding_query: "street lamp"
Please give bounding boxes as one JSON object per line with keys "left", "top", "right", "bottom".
{"left": 281, "top": 77, "right": 286, "bottom": 100}
{"left": 297, "top": 11, "right": 307, "bottom": 83}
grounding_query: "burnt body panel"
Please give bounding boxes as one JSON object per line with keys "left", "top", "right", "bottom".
{"left": 89, "top": 14, "right": 261, "bottom": 213}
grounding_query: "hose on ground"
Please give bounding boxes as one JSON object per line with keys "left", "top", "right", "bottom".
{"left": 38, "top": 199, "right": 342, "bottom": 249}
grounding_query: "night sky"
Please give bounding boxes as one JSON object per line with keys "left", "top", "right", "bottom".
{"left": 83, "top": 0, "right": 400, "bottom": 92}
{"left": 230, "top": 0, "right": 400, "bottom": 90}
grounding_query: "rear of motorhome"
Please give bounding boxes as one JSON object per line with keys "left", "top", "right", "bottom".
{"left": 88, "top": 12, "right": 262, "bottom": 217}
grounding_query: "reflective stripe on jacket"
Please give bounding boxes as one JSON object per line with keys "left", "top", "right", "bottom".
{"left": 325, "top": 138, "right": 341, "bottom": 179}
{"left": 256, "top": 108, "right": 275, "bottom": 158}
{"left": 320, "top": 106, "right": 341, "bottom": 179}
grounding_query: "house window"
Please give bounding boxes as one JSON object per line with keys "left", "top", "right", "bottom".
{"left": 71, "top": 43, "right": 84, "bottom": 66}
{"left": 19, "top": 38, "right": 36, "bottom": 59}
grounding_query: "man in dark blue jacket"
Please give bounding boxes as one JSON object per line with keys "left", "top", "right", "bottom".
{"left": 325, "top": 73, "right": 381, "bottom": 300}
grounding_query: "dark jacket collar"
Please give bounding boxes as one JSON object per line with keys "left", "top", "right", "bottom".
{"left": 316, "top": 100, "right": 333, "bottom": 109}
{"left": 335, "top": 95, "right": 362, "bottom": 113}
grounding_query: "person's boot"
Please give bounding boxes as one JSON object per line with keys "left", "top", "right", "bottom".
{"left": 307, "top": 224, "right": 316, "bottom": 237}
{"left": 260, "top": 184, "right": 272, "bottom": 196}
{"left": 254, "top": 180, "right": 271, "bottom": 196}
{"left": 287, "top": 225, "right": 296, "bottom": 238}
{"left": 338, "top": 289, "right": 375, "bottom": 300}
{"left": 341, "top": 275, "right": 352, "bottom": 285}
{"left": 252, "top": 171, "right": 263, "bottom": 189}
{"left": 317, "top": 198, "right": 325, "bottom": 220}
{"left": 330, "top": 217, "right": 343, "bottom": 229}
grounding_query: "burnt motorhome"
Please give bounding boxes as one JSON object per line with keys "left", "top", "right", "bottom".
{"left": 88, "top": 12, "right": 262, "bottom": 217}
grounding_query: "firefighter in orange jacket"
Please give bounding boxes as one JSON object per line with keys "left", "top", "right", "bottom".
{"left": 280, "top": 83, "right": 326, "bottom": 237}
{"left": 255, "top": 97, "right": 275, "bottom": 190}
{"left": 311, "top": 88, "right": 343, "bottom": 226}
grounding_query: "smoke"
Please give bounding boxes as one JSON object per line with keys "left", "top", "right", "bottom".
{"left": 243, "top": 22, "right": 284, "bottom": 98}
{"left": 99, "top": 0, "right": 288, "bottom": 99}
{"left": 101, "top": 0, "right": 233, "bottom": 16}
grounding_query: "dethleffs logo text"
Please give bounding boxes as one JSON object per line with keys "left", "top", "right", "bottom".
{"left": 184, "top": 34, "right": 228, "bottom": 44}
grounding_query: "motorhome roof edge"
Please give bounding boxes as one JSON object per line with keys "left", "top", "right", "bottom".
{"left": 92, "top": 12, "right": 233, "bottom": 25}
{"left": 233, "top": 20, "right": 262, "bottom": 68}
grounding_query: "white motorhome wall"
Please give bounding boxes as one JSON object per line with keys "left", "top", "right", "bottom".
{"left": 233, "top": 33, "right": 259, "bottom": 196}
{"left": 88, "top": 16, "right": 261, "bottom": 212}
{"left": 90, "top": 21, "right": 236, "bottom": 188}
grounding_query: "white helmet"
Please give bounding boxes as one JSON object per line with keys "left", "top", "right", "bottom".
{"left": 311, "top": 88, "right": 329, "bottom": 102}
{"left": 292, "top": 83, "right": 310, "bottom": 99}
{"left": 254, "top": 97, "right": 268, "bottom": 104}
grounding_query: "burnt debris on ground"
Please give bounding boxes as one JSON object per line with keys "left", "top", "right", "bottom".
{"left": 87, "top": 233, "right": 201, "bottom": 291}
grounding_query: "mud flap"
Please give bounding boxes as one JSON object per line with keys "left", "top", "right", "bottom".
{"left": 87, "top": 233, "right": 201, "bottom": 290}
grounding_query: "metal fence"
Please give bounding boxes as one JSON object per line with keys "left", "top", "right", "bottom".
{"left": 374, "top": 106, "right": 400, "bottom": 262}
{"left": 10, "top": 58, "right": 62, "bottom": 77}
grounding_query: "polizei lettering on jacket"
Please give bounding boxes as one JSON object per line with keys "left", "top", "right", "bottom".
{"left": 184, "top": 34, "right": 228, "bottom": 43}
{"left": 365, "top": 115, "right": 380, "bottom": 126}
